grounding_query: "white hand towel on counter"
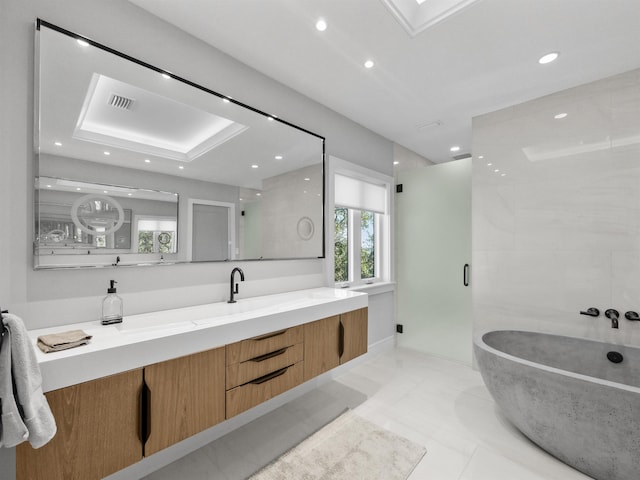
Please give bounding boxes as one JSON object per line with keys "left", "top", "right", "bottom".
{"left": 3, "top": 313, "right": 57, "bottom": 448}
{"left": 0, "top": 326, "right": 29, "bottom": 448}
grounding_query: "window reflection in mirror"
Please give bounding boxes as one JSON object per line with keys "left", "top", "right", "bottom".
{"left": 34, "top": 20, "right": 325, "bottom": 269}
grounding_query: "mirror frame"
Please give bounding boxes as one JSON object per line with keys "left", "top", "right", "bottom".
{"left": 34, "top": 19, "right": 326, "bottom": 269}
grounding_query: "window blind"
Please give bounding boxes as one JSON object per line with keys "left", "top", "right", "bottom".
{"left": 335, "top": 174, "right": 387, "bottom": 214}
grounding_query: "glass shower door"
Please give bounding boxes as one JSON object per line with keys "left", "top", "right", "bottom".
{"left": 396, "top": 158, "right": 472, "bottom": 364}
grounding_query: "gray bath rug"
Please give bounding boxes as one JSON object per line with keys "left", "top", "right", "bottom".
{"left": 247, "top": 410, "right": 426, "bottom": 480}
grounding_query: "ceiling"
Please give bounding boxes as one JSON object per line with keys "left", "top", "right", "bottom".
{"left": 127, "top": 0, "right": 640, "bottom": 164}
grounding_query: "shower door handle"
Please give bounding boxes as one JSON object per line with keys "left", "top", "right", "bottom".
{"left": 463, "top": 263, "right": 470, "bottom": 287}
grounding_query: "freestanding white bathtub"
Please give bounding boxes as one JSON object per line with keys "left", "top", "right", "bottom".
{"left": 474, "top": 330, "right": 640, "bottom": 480}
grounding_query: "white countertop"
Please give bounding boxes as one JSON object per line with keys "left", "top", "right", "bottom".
{"left": 29, "top": 287, "right": 368, "bottom": 392}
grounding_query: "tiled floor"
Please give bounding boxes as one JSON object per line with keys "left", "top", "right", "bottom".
{"left": 144, "top": 347, "right": 592, "bottom": 480}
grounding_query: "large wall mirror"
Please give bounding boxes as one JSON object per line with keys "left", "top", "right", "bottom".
{"left": 34, "top": 20, "right": 325, "bottom": 269}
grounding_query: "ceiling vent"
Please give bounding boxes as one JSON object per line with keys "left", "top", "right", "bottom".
{"left": 452, "top": 153, "right": 472, "bottom": 160}
{"left": 108, "top": 93, "right": 135, "bottom": 111}
{"left": 417, "top": 120, "right": 442, "bottom": 131}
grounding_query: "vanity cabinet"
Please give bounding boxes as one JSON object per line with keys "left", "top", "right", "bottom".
{"left": 16, "top": 348, "right": 226, "bottom": 478}
{"left": 144, "top": 347, "right": 225, "bottom": 456}
{"left": 16, "top": 306, "right": 367, "bottom": 479}
{"left": 303, "top": 315, "right": 340, "bottom": 380}
{"left": 16, "top": 368, "right": 143, "bottom": 480}
{"left": 339, "top": 307, "right": 368, "bottom": 363}
{"left": 304, "top": 308, "right": 368, "bottom": 381}
{"left": 225, "top": 326, "right": 304, "bottom": 418}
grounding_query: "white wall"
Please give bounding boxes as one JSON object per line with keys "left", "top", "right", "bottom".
{"left": 393, "top": 143, "right": 435, "bottom": 169}
{"left": 261, "top": 165, "right": 323, "bottom": 259}
{"left": 472, "top": 67, "right": 640, "bottom": 347}
{"left": 0, "top": 0, "right": 394, "bottom": 330}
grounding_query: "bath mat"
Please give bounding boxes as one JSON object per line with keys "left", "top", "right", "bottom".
{"left": 247, "top": 410, "right": 426, "bottom": 480}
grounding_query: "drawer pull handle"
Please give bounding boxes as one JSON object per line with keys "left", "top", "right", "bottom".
{"left": 253, "top": 329, "right": 288, "bottom": 341}
{"left": 141, "top": 380, "right": 151, "bottom": 448}
{"left": 250, "top": 347, "right": 288, "bottom": 363}
{"left": 249, "top": 366, "right": 289, "bottom": 385}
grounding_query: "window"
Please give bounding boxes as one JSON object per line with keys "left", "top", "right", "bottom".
{"left": 333, "top": 171, "right": 390, "bottom": 286}
{"left": 360, "top": 210, "right": 375, "bottom": 279}
{"left": 334, "top": 207, "right": 349, "bottom": 282}
{"left": 135, "top": 217, "right": 177, "bottom": 254}
{"left": 334, "top": 207, "right": 380, "bottom": 284}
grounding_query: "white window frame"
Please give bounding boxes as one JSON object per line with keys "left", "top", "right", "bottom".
{"left": 327, "top": 156, "right": 393, "bottom": 288}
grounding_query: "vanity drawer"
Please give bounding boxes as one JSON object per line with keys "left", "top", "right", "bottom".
{"left": 226, "top": 343, "right": 304, "bottom": 390}
{"left": 226, "top": 325, "right": 304, "bottom": 364}
{"left": 226, "top": 361, "right": 304, "bottom": 418}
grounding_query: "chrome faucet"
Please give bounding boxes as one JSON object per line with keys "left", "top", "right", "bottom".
{"left": 605, "top": 309, "right": 619, "bottom": 329}
{"left": 228, "top": 267, "right": 245, "bottom": 303}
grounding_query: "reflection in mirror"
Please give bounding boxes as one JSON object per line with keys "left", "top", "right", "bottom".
{"left": 36, "top": 176, "right": 178, "bottom": 260}
{"left": 187, "top": 199, "right": 236, "bottom": 262}
{"left": 34, "top": 20, "right": 325, "bottom": 269}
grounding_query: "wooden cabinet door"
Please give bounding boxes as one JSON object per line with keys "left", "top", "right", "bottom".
{"left": 303, "top": 315, "right": 340, "bottom": 381}
{"left": 16, "top": 368, "right": 143, "bottom": 480}
{"left": 144, "top": 347, "right": 225, "bottom": 456}
{"left": 341, "top": 307, "right": 368, "bottom": 364}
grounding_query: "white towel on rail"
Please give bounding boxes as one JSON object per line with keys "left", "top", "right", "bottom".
{"left": 0, "top": 325, "right": 29, "bottom": 448}
{"left": 3, "top": 313, "right": 57, "bottom": 448}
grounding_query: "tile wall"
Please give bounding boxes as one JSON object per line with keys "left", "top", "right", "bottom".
{"left": 472, "top": 68, "right": 640, "bottom": 346}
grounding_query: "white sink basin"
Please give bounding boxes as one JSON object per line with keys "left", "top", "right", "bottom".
{"left": 116, "top": 288, "right": 356, "bottom": 333}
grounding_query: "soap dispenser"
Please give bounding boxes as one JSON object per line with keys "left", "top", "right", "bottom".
{"left": 101, "top": 280, "right": 123, "bottom": 325}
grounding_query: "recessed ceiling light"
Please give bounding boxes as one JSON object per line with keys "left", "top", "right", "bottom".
{"left": 76, "top": 39, "right": 89, "bottom": 47}
{"left": 501, "top": 173, "right": 507, "bottom": 177}
{"left": 478, "top": 155, "right": 484, "bottom": 159}
{"left": 487, "top": 163, "right": 493, "bottom": 166}
{"left": 127, "top": 193, "right": 133, "bottom": 196}
{"left": 275, "top": 155, "right": 283, "bottom": 160}
{"left": 256, "top": 193, "right": 262, "bottom": 196}
{"left": 538, "top": 52, "right": 559, "bottom": 64}
{"left": 554, "top": 112, "right": 568, "bottom": 119}
{"left": 251, "top": 164, "right": 259, "bottom": 169}
{"left": 103, "top": 151, "right": 110, "bottom": 156}
{"left": 76, "top": 187, "right": 81, "bottom": 191}
{"left": 450, "top": 146, "right": 461, "bottom": 152}
{"left": 393, "top": 161, "right": 400, "bottom": 165}
{"left": 46, "top": 184, "right": 52, "bottom": 188}
{"left": 144, "top": 159, "right": 151, "bottom": 163}
{"left": 316, "top": 19, "right": 327, "bottom": 31}
{"left": 364, "top": 60, "right": 375, "bottom": 69}
{"left": 178, "top": 165, "right": 184, "bottom": 170}
{"left": 494, "top": 169, "right": 500, "bottom": 173}
{"left": 103, "top": 190, "right": 108, "bottom": 194}
{"left": 304, "top": 177, "right": 310, "bottom": 181}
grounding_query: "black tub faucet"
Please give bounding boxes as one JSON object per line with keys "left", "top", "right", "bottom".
{"left": 580, "top": 308, "right": 600, "bottom": 317}
{"left": 625, "top": 311, "right": 640, "bottom": 321}
{"left": 228, "top": 267, "right": 245, "bottom": 303}
{"left": 605, "top": 309, "right": 619, "bottom": 329}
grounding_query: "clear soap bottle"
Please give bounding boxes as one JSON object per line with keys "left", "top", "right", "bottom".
{"left": 101, "top": 280, "right": 123, "bottom": 325}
